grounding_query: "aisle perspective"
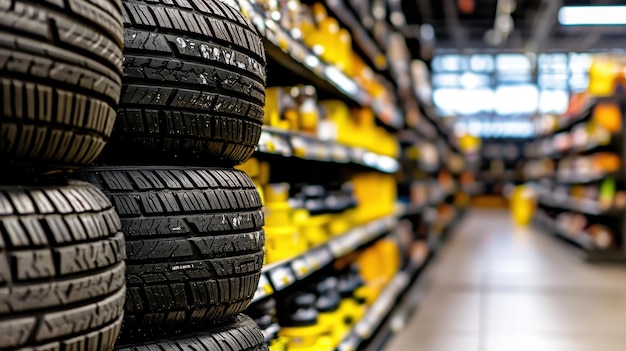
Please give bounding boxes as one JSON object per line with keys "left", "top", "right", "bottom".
{"left": 524, "top": 95, "right": 626, "bottom": 261}
{"left": 225, "top": 0, "right": 473, "bottom": 350}
{"left": 0, "top": 0, "right": 473, "bottom": 350}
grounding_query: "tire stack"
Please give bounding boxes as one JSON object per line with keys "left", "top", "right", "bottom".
{"left": 75, "top": 0, "right": 269, "bottom": 350}
{"left": 0, "top": 1, "right": 127, "bottom": 350}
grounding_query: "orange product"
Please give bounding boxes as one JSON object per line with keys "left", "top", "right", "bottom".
{"left": 356, "top": 239, "right": 400, "bottom": 303}
{"left": 588, "top": 224, "right": 614, "bottom": 249}
{"left": 592, "top": 153, "right": 621, "bottom": 173}
{"left": 592, "top": 102, "right": 622, "bottom": 133}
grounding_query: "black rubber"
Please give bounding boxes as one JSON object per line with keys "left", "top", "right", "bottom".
{"left": 116, "top": 314, "right": 268, "bottom": 351}
{"left": 104, "top": 0, "right": 267, "bottom": 166}
{"left": 0, "top": 180, "right": 126, "bottom": 351}
{"left": 0, "top": 0, "right": 124, "bottom": 170}
{"left": 76, "top": 166, "right": 265, "bottom": 337}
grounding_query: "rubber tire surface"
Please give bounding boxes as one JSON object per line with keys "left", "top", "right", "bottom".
{"left": 116, "top": 314, "right": 268, "bottom": 351}
{"left": 77, "top": 166, "right": 265, "bottom": 337}
{"left": 0, "top": 0, "right": 124, "bottom": 170}
{"left": 0, "top": 181, "right": 126, "bottom": 350}
{"left": 107, "top": 0, "right": 266, "bottom": 165}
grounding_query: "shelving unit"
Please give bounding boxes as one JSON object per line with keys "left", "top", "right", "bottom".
{"left": 324, "top": 0, "right": 386, "bottom": 71}
{"left": 229, "top": 1, "right": 473, "bottom": 350}
{"left": 336, "top": 266, "right": 415, "bottom": 351}
{"left": 233, "top": 0, "right": 404, "bottom": 130}
{"left": 252, "top": 215, "right": 398, "bottom": 302}
{"left": 533, "top": 210, "right": 626, "bottom": 261}
{"left": 537, "top": 187, "right": 626, "bottom": 217}
{"left": 337, "top": 209, "right": 461, "bottom": 351}
{"left": 257, "top": 127, "right": 400, "bottom": 173}
{"left": 525, "top": 96, "right": 626, "bottom": 261}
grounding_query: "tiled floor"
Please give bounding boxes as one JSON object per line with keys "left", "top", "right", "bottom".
{"left": 384, "top": 209, "right": 626, "bottom": 351}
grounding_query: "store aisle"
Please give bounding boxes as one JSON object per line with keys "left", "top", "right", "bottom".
{"left": 385, "top": 209, "right": 626, "bottom": 351}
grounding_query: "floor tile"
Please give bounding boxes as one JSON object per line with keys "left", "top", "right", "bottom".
{"left": 386, "top": 332, "right": 480, "bottom": 351}
{"left": 484, "top": 291, "right": 626, "bottom": 334}
{"left": 400, "top": 288, "right": 481, "bottom": 333}
{"left": 384, "top": 210, "right": 626, "bottom": 351}
{"left": 484, "top": 332, "right": 626, "bottom": 351}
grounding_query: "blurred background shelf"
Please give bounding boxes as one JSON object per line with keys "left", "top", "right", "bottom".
{"left": 256, "top": 127, "right": 400, "bottom": 173}
{"left": 252, "top": 215, "right": 398, "bottom": 303}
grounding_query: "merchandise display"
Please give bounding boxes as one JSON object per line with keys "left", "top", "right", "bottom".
{"left": 116, "top": 314, "right": 267, "bottom": 351}
{"left": 228, "top": 1, "right": 470, "bottom": 349}
{"left": 0, "top": 0, "right": 124, "bottom": 171}
{"left": 76, "top": 167, "right": 265, "bottom": 338}
{"left": 0, "top": 0, "right": 471, "bottom": 350}
{"left": 524, "top": 63, "right": 626, "bottom": 261}
{"left": 7, "top": 0, "right": 626, "bottom": 349}
{"left": 0, "top": 181, "right": 126, "bottom": 350}
{"left": 104, "top": 0, "right": 266, "bottom": 165}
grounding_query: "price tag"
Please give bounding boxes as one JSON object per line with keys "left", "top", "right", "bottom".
{"left": 290, "top": 258, "right": 310, "bottom": 279}
{"left": 269, "top": 265, "right": 295, "bottom": 291}
{"left": 351, "top": 148, "right": 366, "bottom": 165}
{"left": 348, "top": 227, "right": 366, "bottom": 248}
{"left": 257, "top": 131, "right": 273, "bottom": 153}
{"left": 312, "top": 142, "right": 329, "bottom": 160}
{"left": 276, "top": 30, "right": 289, "bottom": 52}
{"left": 328, "top": 232, "right": 349, "bottom": 257}
{"left": 274, "top": 136, "right": 292, "bottom": 157}
{"left": 291, "top": 136, "right": 308, "bottom": 158}
{"left": 316, "top": 247, "right": 332, "bottom": 265}
{"left": 337, "top": 334, "right": 359, "bottom": 351}
{"left": 262, "top": 323, "right": 280, "bottom": 342}
{"left": 252, "top": 274, "right": 273, "bottom": 302}
{"left": 264, "top": 21, "right": 278, "bottom": 46}
{"left": 289, "top": 39, "right": 307, "bottom": 63}
{"left": 330, "top": 144, "right": 349, "bottom": 163}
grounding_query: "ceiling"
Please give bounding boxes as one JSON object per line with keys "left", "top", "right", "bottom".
{"left": 400, "top": 0, "right": 626, "bottom": 53}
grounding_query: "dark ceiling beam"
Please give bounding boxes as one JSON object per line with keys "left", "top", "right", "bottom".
{"left": 442, "top": 0, "right": 466, "bottom": 49}
{"left": 434, "top": 36, "right": 625, "bottom": 52}
{"left": 525, "top": 0, "right": 562, "bottom": 52}
{"left": 416, "top": 0, "right": 433, "bottom": 23}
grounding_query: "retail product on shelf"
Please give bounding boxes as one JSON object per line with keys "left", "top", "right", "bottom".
{"left": 263, "top": 180, "right": 361, "bottom": 264}
{"left": 0, "top": 0, "right": 124, "bottom": 170}
{"left": 103, "top": 0, "right": 266, "bottom": 166}
{"left": 274, "top": 257, "right": 384, "bottom": 351}
{"left": 352, "top": 172, "right": 397, "bottom": 223}
{"left": 235, "top": 0, "right": 404, "bottom": 129}
{"left": 0, "top": 181, "right": 126, "bottom": 350}
{"left": 357, "top": 238, "right": 401, "bottom": 303}
{"left": 588, "top": 55, "right": 626, "bottom": 97}
{"left": 524, "top": 152, "right": 621, "bottom": 182}
{"left": 264, "top": 85, "right": 399, "bottom": 158}
{"left": 588, "top": 224, "right": 615, "bottom": 249}
{"left": 264, "top": 182, "right": 308, "bottom": 263}
{"left": 527, "top": 92, "right": 626, "bottom": 259}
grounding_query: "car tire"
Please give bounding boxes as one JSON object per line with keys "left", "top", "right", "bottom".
{"left": 116, "top": 314, "right": 268, "bottom": 351}
{"left": 77, "top": 166, "right": 265, "bottom": 337}
{"left": 0, "top": 0, "right": 124, "bottom": 170}
{"left": 105, "top": 0, "right": 266, "bottom": 166}
{"left": 0, "top": 180, "right": 126, "bottom": 350}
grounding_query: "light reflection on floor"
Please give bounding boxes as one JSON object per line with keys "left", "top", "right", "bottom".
{"left": 385, "top": 209, "right": 626, "bottom": 351}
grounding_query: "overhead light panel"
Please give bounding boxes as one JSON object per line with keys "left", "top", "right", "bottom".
{"left": 559, "top": 6, "right": 626, "bottom": 26}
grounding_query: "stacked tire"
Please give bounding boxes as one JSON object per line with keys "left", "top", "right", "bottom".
{"left": 75, "top": 0, "right": 268, "bottom": 350}
{"left": 0, "top": 1, "right": 127, "bottom": 350}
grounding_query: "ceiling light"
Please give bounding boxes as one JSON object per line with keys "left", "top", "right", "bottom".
{"left": 559, "top": 6, "right": 626, "bottom": 26}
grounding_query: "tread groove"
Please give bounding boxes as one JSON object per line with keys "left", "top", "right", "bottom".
{"left": 108, "top": 0, "right": 266, "bottom": 166}
{"left": 76, "top": 167, "right": 265, "bottom": 338}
